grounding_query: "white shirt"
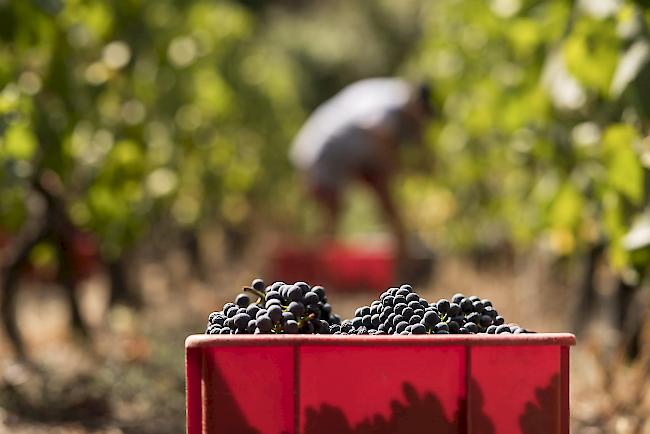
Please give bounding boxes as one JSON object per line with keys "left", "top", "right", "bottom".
{"left": 290, "top": 78, "right": 412, "bottom": 171}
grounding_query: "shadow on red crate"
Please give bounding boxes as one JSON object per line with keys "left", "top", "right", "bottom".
{"left": 200, "top": 358, "right": 559, "bottom": 434}
{"left": 187, "top": 335, "right": 571, "bottom": 434}
{"left": 303, "top": 380, "right": 479, "bottom": 434}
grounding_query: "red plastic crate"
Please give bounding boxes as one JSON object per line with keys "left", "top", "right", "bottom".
{"left": 186, "top": 334, "right": 575, "bottom": 434}
{"left": 268, "top": 241, "right": 433, "bottom": 291}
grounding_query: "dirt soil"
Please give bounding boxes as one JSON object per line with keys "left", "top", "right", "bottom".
{"left": 1, "top": 247, "right": 649, "bottom": 434}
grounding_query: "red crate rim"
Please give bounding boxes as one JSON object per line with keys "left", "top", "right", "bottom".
{"left": 186, "top": 333, "right": 576, "bottom": 348}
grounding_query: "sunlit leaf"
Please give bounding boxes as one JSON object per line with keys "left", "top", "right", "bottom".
{"left": 2, "top": 123, "right": 37, "bottom": 160}
{"left": 602, "top": 124, "right": 643, "bottom": 204}
{"left": 549, "top": 182, "right": 584, "bottom": 230}
{"left": 563, "top": 15, "right": 619, "bottom": 95}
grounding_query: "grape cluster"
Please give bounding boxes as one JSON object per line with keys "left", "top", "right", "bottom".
{"left": 205, "top": 280, "right": 531, "bottom": 336}
{"left": 205, "top": 278, "right": 341, "bottom": 335}
{"left": 332, "top": 284, "right": 530, "bottom": 335}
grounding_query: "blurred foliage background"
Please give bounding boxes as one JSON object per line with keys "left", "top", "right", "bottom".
{"left": 2, "top": 0, "right": 650, "bottom": 433}
{"left": 2, "top": 0, "right": 650, "bottom": 271}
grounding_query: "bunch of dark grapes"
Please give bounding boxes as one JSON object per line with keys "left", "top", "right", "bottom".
{"left": 205, "top": 278, "right": 341, "bottom": 335}
{"left": 329, "top": 284, "right": 531, "bottom": 335}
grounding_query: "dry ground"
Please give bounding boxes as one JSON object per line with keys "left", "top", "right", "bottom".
{"left": 1, "top": 245, "right": 649, "bottom": 434}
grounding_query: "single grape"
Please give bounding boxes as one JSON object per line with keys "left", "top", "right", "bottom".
{"left": 496, "top": 324, "right": 511, "bottom": 334}
{"left": 408, "top": 300, "right": 422, "bottom": 311}
{"left": 451, "top": 293, "right": 466, "bottom": 304}
{"left": 267, "top": 305, "right": 283, "bottom": 323}
{"left": 395, "top": 321, "right": 409, "bottom": 333}
{"left": 265, "top": 299, "right": 282, "bottom": 310}
{"left": 319, "top": 320, "right": 330, "bottom": 334}
{"left": 394, "top": 295, "right": 407, "bottom": 305}
{"left": 256, "top": 315, "right": 272, "bottom": 333}
{"left": 411, "top": 324, "right": 426, "bottom": 334}
{"left": 483, "top": 306, "right": 497, "bottom": 319}
{"left": 392, "top": 314, "right": 405, "bottom": 327}
{"left": 447, "top": 321, "right": 460, "bottom": 334}
{"left": 423, "top": 311, "right": 441, "bottom": 327}
{"left": 233, "top": 313, "right": 251, "bottom": 331}
{"left": 435, "top": 322, "right": 449, "bottom": 333}
{"left": 436, "top": 299, "right": 451, "bottom": 314}
{"left": 284, "top": 286, "right": 300, "bottom": 302}
{"left": 246, "top": 305, "right": 261, "bottom": 317}
{"left": 460, "top": 298, "right": 474, "bottom": 313}
{"left": 312, "top": 285, "right": 325, "bottom": 298}
{"left": 303, "top": 291, "right": 319, "bottom": 305}
{"left": 288, "top": 301, "right": 305, "bottom": 317}
{"left": 479, "top": 315, "right": 493, "bottom": 328}
{"left": 284, "top": 320, "right": 299, "bottom": 334}
{"left": 406, "top": 293, "right": 420, "bottom": 303}
{"left": 252, "top": 278, "right": 265, "bottom": 291}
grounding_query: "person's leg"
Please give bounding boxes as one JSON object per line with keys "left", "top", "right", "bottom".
{"left": 359, "top": 169, "right": 406, "bottom": 257}
{"left": 310, "top": 181, "right": 342, "bottom": 239}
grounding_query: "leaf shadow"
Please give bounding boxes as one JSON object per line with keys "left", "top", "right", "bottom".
{"left": 303, "top": 378, "right": 495, "bottom": 434}
{"left": 519, "top": 373, "right": 561, "bottom": 434}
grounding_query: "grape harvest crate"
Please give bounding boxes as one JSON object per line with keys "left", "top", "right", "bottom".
{"left": 268, "top": 242, "right": 433, "bottom": 291}
{"left": 186, "top": 333, "right": 575, "bottom": 434}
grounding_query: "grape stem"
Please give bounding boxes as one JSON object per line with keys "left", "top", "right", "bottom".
{"left": 243, "top": 286, "right": 265, "bottom": 304}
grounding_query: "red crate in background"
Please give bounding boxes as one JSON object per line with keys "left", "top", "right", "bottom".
{"left": 268, "top": 241, "right": 433, "bottom": 291}
{"left": 186, "top": 334, "right": 575, "bottom": 434}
